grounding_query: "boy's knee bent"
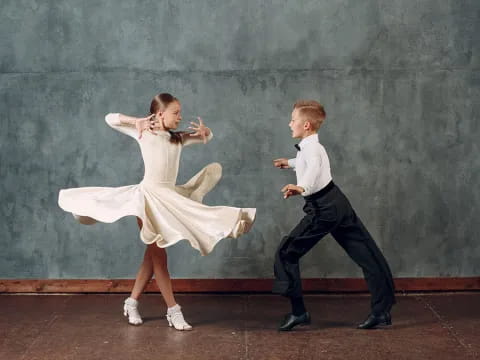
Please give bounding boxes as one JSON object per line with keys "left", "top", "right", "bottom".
{"left": 275, "top": 237, "right": 299, "bottom": 264}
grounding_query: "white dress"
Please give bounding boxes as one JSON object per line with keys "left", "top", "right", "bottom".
{"left": 58, "top": 114, "right": 256, "bottom": 255}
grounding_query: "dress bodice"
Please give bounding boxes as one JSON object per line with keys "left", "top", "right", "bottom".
{"left": 104, "top": 113, "right": 212, "bottom": 187}
{"left": 138, "top": 132, "right": 182, "bottom": 185}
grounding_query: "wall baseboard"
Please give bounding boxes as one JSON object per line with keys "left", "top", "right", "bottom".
{"left": 1, "top": 277, "right": 479, "bottom": 293}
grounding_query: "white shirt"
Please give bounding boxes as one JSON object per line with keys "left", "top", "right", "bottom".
{"left": 287, "top": 134, "right": 332, "bottom": 196}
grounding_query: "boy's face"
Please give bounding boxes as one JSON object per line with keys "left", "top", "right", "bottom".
{"left": 289, "top": 108, "right": 308, "bottom": 139}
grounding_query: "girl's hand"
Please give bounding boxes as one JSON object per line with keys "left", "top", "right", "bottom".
{"left": 281, "top": 184, "right": 305, "bottom": 199}
{"left": 136, "top": 114, "right": 160, "bottom": 139}
{"left": 188, "top": 117, "right": 210, "bottom": 144}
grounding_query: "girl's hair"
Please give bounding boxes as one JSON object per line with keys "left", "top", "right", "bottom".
{"left": 150, "top": 93, "right": 185, "bottom": 144}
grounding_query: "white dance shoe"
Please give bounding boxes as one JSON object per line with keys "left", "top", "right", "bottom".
{"left": 166, "top": 304, "right": 193, "bottom": 331}
{"left": 123, "top": 297, "right": 143, "bottom": 325}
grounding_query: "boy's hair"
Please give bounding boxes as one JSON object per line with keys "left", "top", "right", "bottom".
{"left": 293, "top": 100, "right": 326, "bottom": 131}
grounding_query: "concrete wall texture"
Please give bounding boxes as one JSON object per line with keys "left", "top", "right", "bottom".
{"left": 1, "top": 1, "right": 479, "bottom": 279}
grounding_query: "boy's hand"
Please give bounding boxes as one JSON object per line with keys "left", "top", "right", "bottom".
{"left": 281, "top": 184, "right": 305, "bottom": 199}
{"left": 273, "top": 158, "right": 290, "bottom": 169}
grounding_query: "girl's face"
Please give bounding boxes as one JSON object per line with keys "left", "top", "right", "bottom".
{"left": 158, "top": 101, "right": 182, "bottom": 130}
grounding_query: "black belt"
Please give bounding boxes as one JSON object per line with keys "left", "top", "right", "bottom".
{"left": 304, "top": 180, "right": 335, "bottom": 201}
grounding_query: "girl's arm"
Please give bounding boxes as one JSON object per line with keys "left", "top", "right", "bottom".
{"left": 182, "top": 117, "right": 213, "bottom": 146}
{"left": 182, "top": 129, "right": 213, "bottom": 146}
{"left": 105, "top": 113, "right": 157, "bottom": 139}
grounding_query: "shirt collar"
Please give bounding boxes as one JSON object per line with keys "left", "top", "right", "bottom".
{"left": 298, "top": 133, "right": 318, "bottom": 150}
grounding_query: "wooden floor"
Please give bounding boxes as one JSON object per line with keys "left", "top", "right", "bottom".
{"left": 1, "top": 293, "right": 479, "bottom": 360}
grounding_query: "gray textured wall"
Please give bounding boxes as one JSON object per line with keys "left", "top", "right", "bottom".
{"left": 1, "top": 1, "right": 479, "bottom": 279}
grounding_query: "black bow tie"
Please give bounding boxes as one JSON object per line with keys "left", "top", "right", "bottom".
{"left": 294, "top": 144, "right": 301, "bottom": 151}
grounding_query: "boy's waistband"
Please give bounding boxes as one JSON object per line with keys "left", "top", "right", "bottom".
{"left": 304, "top": 181, "right": 335, "bottom": 201}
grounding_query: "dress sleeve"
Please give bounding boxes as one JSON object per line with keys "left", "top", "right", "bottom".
{"left": 105, "top": 113, "right": 137, "bottom": 139}
{"left": 182, "top": 130, "right": 214, "bottom": 147}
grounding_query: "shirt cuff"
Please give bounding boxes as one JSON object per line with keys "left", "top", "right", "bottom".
{"left": 297, "top": 184, "right": 312, "bottom": 197}
{"left": 288, "top": 158, "right": 296, "bottom": 169}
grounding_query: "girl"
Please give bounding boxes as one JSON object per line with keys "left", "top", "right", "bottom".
{"left": 59, "top": 93, "right": 256, "bottom": 331}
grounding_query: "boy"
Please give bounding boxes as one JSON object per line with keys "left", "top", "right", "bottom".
{"left": 272, "top": 100, "right": 396, "bottom": 331}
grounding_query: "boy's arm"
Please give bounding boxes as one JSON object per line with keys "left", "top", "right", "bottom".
{"left": 297, "top": 155, "right": 323, "bottom": 196}
{"left": 274, "top": 158, "right": 295, "bottom": 169}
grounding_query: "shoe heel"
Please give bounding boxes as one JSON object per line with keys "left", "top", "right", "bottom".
{"left": 166, "top": 315, "right": 173, "bottom": 327}
{"left": 304, "top": 313, "right": 311, "bottom": 325}
{"left": 385, "top": 313, "right": 392, "bottom": 325}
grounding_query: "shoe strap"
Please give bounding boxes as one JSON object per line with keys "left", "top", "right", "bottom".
{"left": 167, "top": 310, "right": 189, "bottom": 326}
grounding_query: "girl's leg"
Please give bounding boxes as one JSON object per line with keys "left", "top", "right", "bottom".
{"left": 148, "top": 244, "right": 176, "bottom": 307}
{"left": 175, "top": 162, "right": 222, "bottom": 203}
{"left": 124, "top": 218, "right": 153, "bottom": 325}
{"left": 130, "top": 246, "right": 154, "bottom": 300}
{"left": 130, "top": 217, "right": 154, "bottom": 299}
{"left": 149, "top": 244, "right": 192, "bottom": 330}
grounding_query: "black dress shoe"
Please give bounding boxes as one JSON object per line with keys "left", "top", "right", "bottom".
{"left": 357, "top": 312, "right": 392, "bottom": 329}
{"left": 278, "top": 312, "right": 311, "bottom": 331}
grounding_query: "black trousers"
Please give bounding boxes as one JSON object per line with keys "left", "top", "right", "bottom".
{"left": 272, "top": 182, "right": 396, "bottom": 315}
